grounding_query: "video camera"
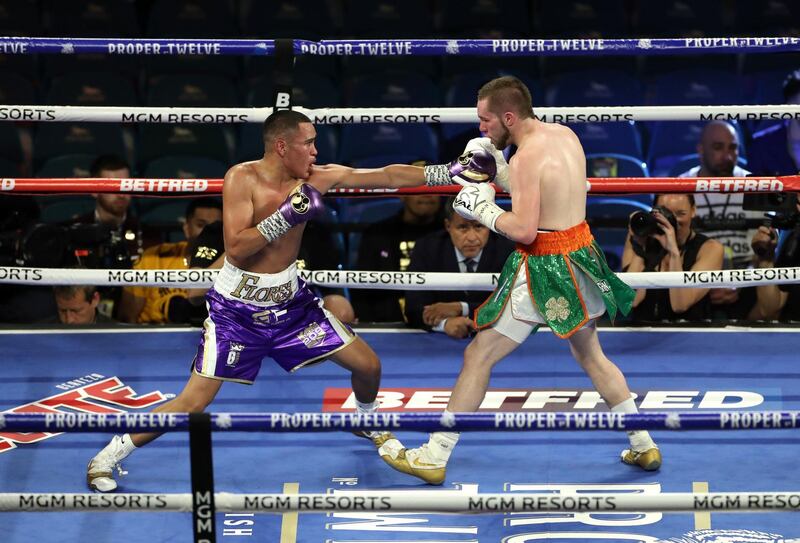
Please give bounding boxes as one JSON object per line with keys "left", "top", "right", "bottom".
{"left": 0, "top": 222, "right": 134, "bottom": 269}
{"left": 743, "top": 192, "right": 800, "bottom": 292}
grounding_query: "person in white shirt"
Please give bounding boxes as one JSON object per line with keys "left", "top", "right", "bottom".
{"left": 679, "top": 120, "right": 761, "bottom": 319}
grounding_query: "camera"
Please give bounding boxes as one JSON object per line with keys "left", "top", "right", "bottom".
{"left": 629, "top": 205, "right": 679, "bottom": 238}
{"left": 0, "top": 222, "right": 134, "bottom": 269}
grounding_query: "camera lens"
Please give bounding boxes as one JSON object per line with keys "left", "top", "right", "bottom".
{"left": 629, "top": 211, "right": 660, "bottom": 237}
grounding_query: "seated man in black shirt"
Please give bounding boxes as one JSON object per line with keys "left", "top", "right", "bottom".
{"left": 404, "top": 198, "right": 515, "bottom": 338}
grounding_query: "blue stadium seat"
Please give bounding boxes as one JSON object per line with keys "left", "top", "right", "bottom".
{"left": 636, "top": 0, "right": 725, "bottom": 37}
{"left": 440, "top": 0, "right": 531, "bottom": 36}
{"left": 45, "top": 0, "right": 140, "bottom": 37}
{"left": 570, "top": 122, "right": 643, "bottom": 159}
{"left": 35, "top": 154, "right": 94, "bottom": 178}
{"left": 39, "top": 196, "right": 96, "bottom": 223}
{"left": 547, "top": 70, "right": 644, "bottom": 106}
{"left": 146, "top": 0, "right": 237, "bottom": 37}
{"left": 342, "top": 0, "right": 434, "bottom": 37}
{"left": 33, "top": 124, "right": 126, "bottom": 170}
{"left": 537, "top": 0, "right": 626, "bottom": 37}
{"left": 143, "top": 155, "right": 229, "bottom": 179}
{"left": 42, "top": 54, "right": 140, "bottom": 82}
{"left": 338, "top": 125, "right": 438, "bottom": 166}
{"left": 0, "top": 73, "right": 36, "bottom": 105}
{"left": 45, "top": 72, "right": 138, "bottom": 106}
{"left": 240, "top": 0, "right": 335, "bottom": 40}
{"left": 138, "top": 125, "right": 231, "bottom": 168}
{"left": 247, "top": 72, "right": 340, "bottom": 108}
{"left": 586, "top": 153, "right": 650, "bottom": 178}
{"left": 586, "top": 197, "right": 652, "bottom": 271}
{"left": 346, "top": 71, "right": 440, "bottom": 107}
{"left": 652, "top": 69, "right": 742, "bottom": 106}
{"left": 245, "top": 56, "right": 339, "bottom": 84}
{"left": 0, "top": 0, "right": 38, "bottom": 35}
{"left": 0, "top": 54, "right": 39, "bottom": 82}
{"left": 147, "top": 74, "right": 239, "bottom": 107}
{"left": 735, "top": 0, "right": 800, "bottom": 35}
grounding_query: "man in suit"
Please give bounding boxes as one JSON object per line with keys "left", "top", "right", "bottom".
{"left": 404, "top": 197, "right": 515, "bottom": 338}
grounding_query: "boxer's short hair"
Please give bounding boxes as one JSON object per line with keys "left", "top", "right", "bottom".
{"left": 263, "top": 110, "right": 313, "bottom": 144}
{"left": 478, "top": 76, "right": 533, "bottom": 119}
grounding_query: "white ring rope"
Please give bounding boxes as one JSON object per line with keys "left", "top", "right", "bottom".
{"left": 4, "top": 104, "right": 800, "bottom": 124}
{"left": 0, "top": 266, "right": 798, "bottom": 289}
{"left": 1, "top": 491, "right": 798, "bottom": 513}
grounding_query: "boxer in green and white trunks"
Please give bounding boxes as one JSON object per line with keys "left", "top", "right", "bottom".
{"left": 380, "top": 76, "right": 661, "bottom": 485}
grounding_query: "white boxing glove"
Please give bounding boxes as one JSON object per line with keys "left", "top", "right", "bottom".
{"left": 463, "top": 137, "right": 510, "bottom": 193}
{"left": 452, "top": 183, "right": 505, "bottom": 233}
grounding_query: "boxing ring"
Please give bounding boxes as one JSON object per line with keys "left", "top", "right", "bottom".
{"left": 2, "top": 36, "right": 800, "bottom": 542}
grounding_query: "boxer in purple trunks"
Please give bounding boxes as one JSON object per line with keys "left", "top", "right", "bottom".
{"left": 86, "top": 109, "right": 500, "bottom": 492}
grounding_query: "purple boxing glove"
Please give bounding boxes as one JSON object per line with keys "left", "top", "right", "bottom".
{"left": 424, "top": 148, "right": 497, "bottom": 187}
{"left": 278, "top": 183, "right": 324, "bottom": 226}
{"left": 257, "top": 183, "right": 325, "bottom": 242}
{"left": 448, "top": 148, "right": 497, "bottom": 184}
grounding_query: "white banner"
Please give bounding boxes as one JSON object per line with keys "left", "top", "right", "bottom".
{"left": 2, "top": 104, "right": 800, "bottom": 124}
{"left": 0, "top": 267, "right": 798, "bottom": 290}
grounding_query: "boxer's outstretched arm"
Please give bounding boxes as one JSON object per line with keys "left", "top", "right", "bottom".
{"left": 308, "top": 164, "right": 425, "bottom": 192}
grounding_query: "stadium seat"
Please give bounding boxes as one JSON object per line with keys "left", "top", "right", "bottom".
{"left": 147, "top": 74, "right": 239, "bottom": 107}
{"left": 45, "top": 0, "right": 139, "bottom": 37}
{"left": 137, "top": 124, "right": 231, "bottom": 167}
{"left": 571, "top": 122, "right": 643, "bottom": 159}
{"left": 33, "top": 124, "right": 126, "bottom": 170}
{"left": 586, "top": 153, "right": 650, "bottom": 178}
{"left": 143, "top": 155, "right": 228, "bottom": 179}
{"left": 547, "top": 70, "right": 644, "bottom": 107}
{"left": 45, "top": 72, "right": 138, "bottom": 106}
{"left": 247, "top": 72, "right": 340, "bottom": 108}
{"left": 342, "top": 0, "right": 434, "bottom": 37}
{"left": 35, "top": 154, "right": 94, "bottom": 178}
{"left": 346, "top": 71, "right": 440, "bottom": 107}
{"left": 338, "top": 124, "right": 438, "bottom": 166}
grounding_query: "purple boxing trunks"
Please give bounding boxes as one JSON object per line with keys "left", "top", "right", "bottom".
{"left": 193, "top": 259, "right": 355, "bottom": 384}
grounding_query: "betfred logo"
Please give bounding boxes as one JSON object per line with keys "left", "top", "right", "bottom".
{"left": 0, "top": 376, "right": 168, "bottom": 453}
{"left": 322, "top": 388, "right": 764, "bottom": 412}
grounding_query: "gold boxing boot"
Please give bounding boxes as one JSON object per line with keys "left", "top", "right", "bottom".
{"left": 621, "top": 447, "right": 662, "bottom": 471}
{"left": 377, "top": 442, "right": 447, "bottom": 485}
{"left": 353, "top": 431, "right": 398, "bottom": 449}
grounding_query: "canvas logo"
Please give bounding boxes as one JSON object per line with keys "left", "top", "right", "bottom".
{"left": 0, "top": 376, "right": 167, "bottom": 453}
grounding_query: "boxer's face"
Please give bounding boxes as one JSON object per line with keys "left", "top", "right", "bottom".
{"left": 477, "top": 98, "right": 511, "bottom": 149}
{"left": 446, "top": 213, "right": 489, "bottom": 259}
{"left": 282, "top": 122, "right": 318, "bottom": 179}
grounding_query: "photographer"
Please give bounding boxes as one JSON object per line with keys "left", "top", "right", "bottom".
{"left": 749, "top": 200, "right": 800, "bottom": 321}
{"left": 622, "top": 194, "right": 724, "bottom": 322}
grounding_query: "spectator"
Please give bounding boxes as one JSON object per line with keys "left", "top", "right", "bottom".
{"left": 48, "top": 285, "right": 116, "bottom": 325}
{"left": 68, "top": 155, "right": 141, "bottom": 319}
{"left": 73, "top": 154, "right": 143, "bottom": 266}
{"left": 404, "top": 197, "right": 515, "bottom": 338}
{"left": 352, "top": 194, "right": 443, "bottom": 322}
{"left": 622, "top": 194, "right": 724, "bottom": 322}
{"left": 679, "top": 120, "right": 760, "bottom": 319}
{"left": 749, "top": 200, "right": 800, "bottom": 322}
{"left": 117, "top": 198, "right": 222, "bottom": 324}
{"left": 748, "top": 69, "right": 800, "bottom": 176}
